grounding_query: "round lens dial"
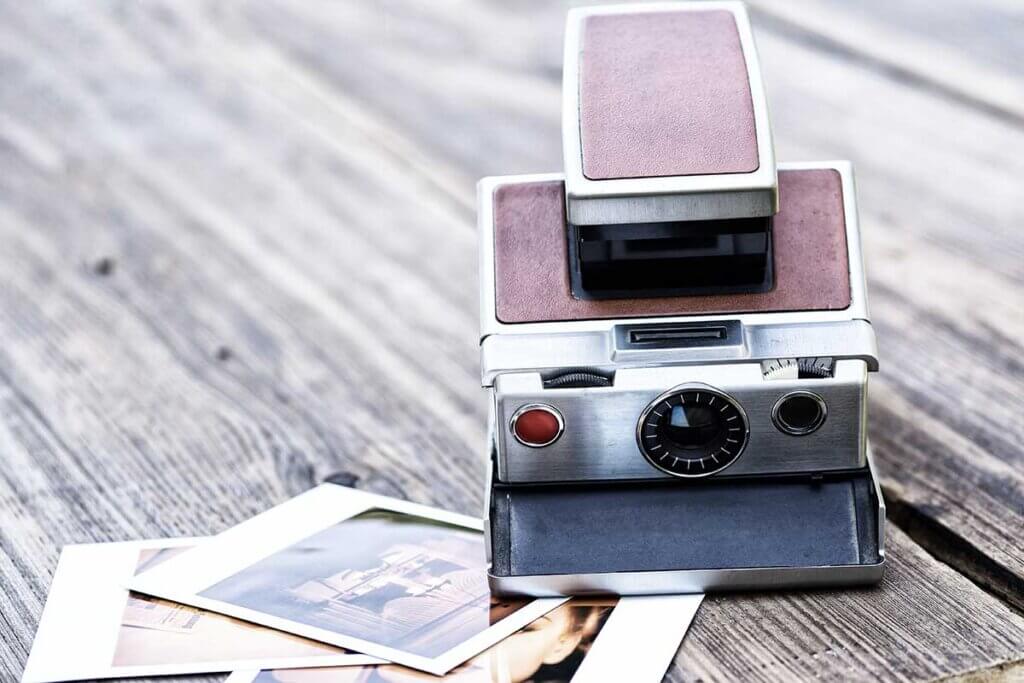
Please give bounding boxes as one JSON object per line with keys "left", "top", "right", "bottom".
{"left": 637, "top": 387, "right": 749, "bottom": 478}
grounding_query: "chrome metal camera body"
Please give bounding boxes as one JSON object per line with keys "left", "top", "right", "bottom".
{"left": 479, "top": 3, "right": 885, "bottom": 597}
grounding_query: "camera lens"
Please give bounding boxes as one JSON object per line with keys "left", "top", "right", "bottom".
{"left": 664, "top": 404, "right": 720, "bottom": 448}
{"left": 773, "top": 392, "right": 827, "bottom": 435}
{"left": 636, "top": 387, "right": 748, "bottom": 478}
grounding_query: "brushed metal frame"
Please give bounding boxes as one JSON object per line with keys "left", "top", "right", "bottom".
{"left": 493, "top": 360, "right": 867, "bottom": 483}
{"left": 477, "top": 161, "right": 870, "bottom": 341}
{"left": 484, "top": 445, "right": 887, "bottom": 597}
{"left": 481, "top": 318, "right": 879, "bottom": 387}
{"left": 562, "top": 2, "right": 778, "bottom": 225}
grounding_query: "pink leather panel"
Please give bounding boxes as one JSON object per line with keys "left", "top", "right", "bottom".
{"left": 578, "top": 10, "right": 759, "bottom": 180}
{"left": 492, "top": 170, "right": 851, "bottom": 323}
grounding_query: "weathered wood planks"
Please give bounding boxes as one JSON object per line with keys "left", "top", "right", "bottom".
{"left": 0, "top": 1, "right": 1021, "bottom": 681}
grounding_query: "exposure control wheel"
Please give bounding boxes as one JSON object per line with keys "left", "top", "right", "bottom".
{"left": 636, "top": 386, "right": 749, "bottom": 478}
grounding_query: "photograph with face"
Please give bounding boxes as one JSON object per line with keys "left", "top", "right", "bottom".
{"left": 126, "top": 484, "right": 564, "bottom": 675}
{"left": 225, "top": 594, "right": 705, "bottom": 683}
{"left": 22, "top": 538, "right": 380, "bottom": 683}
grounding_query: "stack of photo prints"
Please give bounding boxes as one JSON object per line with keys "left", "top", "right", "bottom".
{"left": 22, "top": 484, "right": 703, "bottom": 683}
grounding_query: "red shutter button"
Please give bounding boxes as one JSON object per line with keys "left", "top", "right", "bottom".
{"left": 510, "top": 404, "right": 564, "bottom": 448}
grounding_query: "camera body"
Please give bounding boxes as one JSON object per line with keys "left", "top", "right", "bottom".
{"left": 479, "top": 3, "right": 885, "bottom": 596}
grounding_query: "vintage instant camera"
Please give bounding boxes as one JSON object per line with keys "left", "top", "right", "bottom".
{"left": 478, "top": 2, "right": 885, "bottom": 596}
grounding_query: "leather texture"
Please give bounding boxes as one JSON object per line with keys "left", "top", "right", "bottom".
{"left": 492, "top": 169, "right": 852, "bottom": 323}
{"left": 579, "top": 10, "right": 759, "bottom": 180}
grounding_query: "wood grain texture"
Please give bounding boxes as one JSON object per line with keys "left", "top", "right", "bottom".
{"left": 0, "top": 1, "right": 1021, "bottom": 681}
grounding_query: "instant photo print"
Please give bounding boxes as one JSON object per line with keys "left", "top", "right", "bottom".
{"left": 22, "top": 538, "right": 378, "bottom": 683}
{"left": 479, "top": 2, "right": 886, "bottom": 596}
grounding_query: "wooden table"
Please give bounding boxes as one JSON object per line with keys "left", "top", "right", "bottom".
{"left": 1, "top": 1, "right": 1022, "bottom": 681}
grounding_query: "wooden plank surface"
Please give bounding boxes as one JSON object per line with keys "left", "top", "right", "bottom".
{"left": 0, "top": 1, "right": 1022, "bottom": 681}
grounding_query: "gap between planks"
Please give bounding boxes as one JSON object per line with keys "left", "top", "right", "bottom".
{"left": 883, "top": 483, "right": 1024, "bottom": 617}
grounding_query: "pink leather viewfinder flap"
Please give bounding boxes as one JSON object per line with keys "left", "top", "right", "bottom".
{"left": 578, "top": 9, "right": 759, "bottom": 180}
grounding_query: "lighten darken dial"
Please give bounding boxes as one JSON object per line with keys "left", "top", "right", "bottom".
{"left": 637, "top": 387, "right": 749, "bottom": 478}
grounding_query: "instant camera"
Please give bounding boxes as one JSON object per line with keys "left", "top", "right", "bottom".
{"left": 478, "top": 2, "right": 885, "bottom": 596}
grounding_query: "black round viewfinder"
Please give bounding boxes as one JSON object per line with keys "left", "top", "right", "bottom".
{"left": 773, "top": 392, "right": 827, "bottom": 435}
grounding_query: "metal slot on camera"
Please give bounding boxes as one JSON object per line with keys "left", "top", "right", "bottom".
{"left": 630, "top": 326, "right": 726, "bottom": 344}
{"left": 616, "top": 320, "right": 742, "bottom": 351}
